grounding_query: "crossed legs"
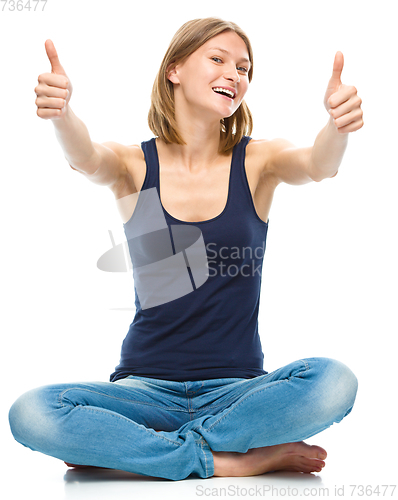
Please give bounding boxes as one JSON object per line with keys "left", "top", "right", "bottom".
{"left": 9, "top": 357, "right": 358, "bottom": 481}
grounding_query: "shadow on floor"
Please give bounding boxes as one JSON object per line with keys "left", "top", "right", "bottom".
{"left": 64, "top": 466, "right": 324, "bottom": 484}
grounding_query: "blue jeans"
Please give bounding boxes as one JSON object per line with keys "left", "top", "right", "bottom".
{"left": 9, "top": 357, "right": 357, "bottom": 481}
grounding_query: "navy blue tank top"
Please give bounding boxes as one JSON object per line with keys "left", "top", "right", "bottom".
{"left": 110, "top": 135, "right": 269, "bottom": 382}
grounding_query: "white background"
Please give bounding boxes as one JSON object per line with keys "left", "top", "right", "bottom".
{"left": 1, "top": 0, "right": 397, "bottom": 499}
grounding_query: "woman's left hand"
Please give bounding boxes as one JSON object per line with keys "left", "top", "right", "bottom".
{"left": 323, "top": 51, "right": 364, "bottom": 134}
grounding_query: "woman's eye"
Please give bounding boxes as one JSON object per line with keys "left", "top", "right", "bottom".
{"left": 211, "top": 58, "right": 248, "bottom": 73}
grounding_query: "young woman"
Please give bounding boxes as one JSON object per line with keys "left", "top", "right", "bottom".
{"left": 9, "top": 17, "right": 363, "bottom": 481}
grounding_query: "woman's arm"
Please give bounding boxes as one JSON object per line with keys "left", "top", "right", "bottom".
{"left": 52, "top": 104, "right": 98, "bottom": 174}
{"left": 261, "top": 52, "right": 363, "bottom": 186}
{"left": 36, "top": 39, "right": 126, "bottom": 188}
{"left": 309, "top": 115, "right": 348, "bottom": 181}
{"left": 311, "top": 51, "right": 363, "bottom": 180}
{"left": 53, "top": 106, "right": 128, "bottom": 188}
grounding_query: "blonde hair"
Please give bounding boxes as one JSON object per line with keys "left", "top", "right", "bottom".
{"left": 148, "top": 17, "right": 254, "bottom": 156}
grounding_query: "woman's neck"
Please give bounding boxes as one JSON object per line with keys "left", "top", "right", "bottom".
{"left": 160, "top": 124, "right": 224, "bottom": 172}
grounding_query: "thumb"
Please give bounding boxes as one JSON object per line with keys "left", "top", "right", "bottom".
{"left": 329, "top": 51, "right": 344, "bottom": 91}
{"left": 45, "top": 39, "right": 66, "bottom": 75}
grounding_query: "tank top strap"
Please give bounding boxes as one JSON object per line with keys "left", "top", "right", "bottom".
{"left": 227, "top": 135, "right": 260, "bottom": 219}
{"left": 139, "top": 138, "right": 158, "bottom": 192}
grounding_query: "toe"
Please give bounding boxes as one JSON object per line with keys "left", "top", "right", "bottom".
{"left": 312, "top": 445, "right": 327, "bottom": 459}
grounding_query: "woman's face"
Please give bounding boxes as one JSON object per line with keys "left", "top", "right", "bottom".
{"left": 168, "top": 31, "right": 251, "bottom": 119}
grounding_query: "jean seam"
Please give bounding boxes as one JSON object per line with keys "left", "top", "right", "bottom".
{"left": 188, "top": 374, "right": 276, "bottom": 412}
{"left": 200, "top": 437, "right": 213, "bottom": 477}
{"left": 185, "top": 381, "right": 204, "bottom": 395}
{"left": 58, "top": 387, "right": 189, "bottom": 413}
{"left": 202, "top": 439, "right": 208, "bottom": 477}
{"left": 296, "top": 359, "right": 310, "bottom": 376}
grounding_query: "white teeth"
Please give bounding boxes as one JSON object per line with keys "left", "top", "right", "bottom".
{"left": 213, "top": 87, "right": 235, "bottom": 98}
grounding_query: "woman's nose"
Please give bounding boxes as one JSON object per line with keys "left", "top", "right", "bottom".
{"left": 223, "top": 66, "right": 240, "bottom": 83}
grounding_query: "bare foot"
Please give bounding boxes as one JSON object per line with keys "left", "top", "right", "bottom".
{"left": 64, "top": 462, "right": 110, "bottom": 470}
{"left": 64, "top": 462, "right": 90, "bottom": 469}
{"left": 212, "top": 441, "right": 327, "bottom": 477}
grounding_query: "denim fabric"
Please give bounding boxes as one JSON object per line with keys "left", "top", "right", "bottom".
{"left": 9, "top": 357, "right": 358, "bottom": 481}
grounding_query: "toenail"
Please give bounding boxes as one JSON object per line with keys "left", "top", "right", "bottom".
{"left": 318, "top": 453, "right": 326, "bottom": 459}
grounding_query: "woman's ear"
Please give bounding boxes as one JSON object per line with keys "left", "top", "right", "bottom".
{"left": 166, "top": 63, "right": 180, "bottom": 84}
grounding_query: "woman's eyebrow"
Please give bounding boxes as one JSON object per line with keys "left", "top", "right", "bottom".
{"left": 207, "top": 47, "right": 250, "bottom": 65}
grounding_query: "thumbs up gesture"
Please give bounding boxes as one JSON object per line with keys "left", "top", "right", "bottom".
{"left": 323, "top": 51, "right": 364, "bottom": 134}
{"left": 34, "top": 40, "right": 73, "bottom": 120}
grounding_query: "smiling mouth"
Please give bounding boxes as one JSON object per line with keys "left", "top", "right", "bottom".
{"left": 212, "top": 88, "right": 235, "bottom": 100}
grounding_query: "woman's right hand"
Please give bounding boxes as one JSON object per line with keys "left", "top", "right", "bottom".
{"left": 34, "top": 40, "right": 73, "bottom": 120}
